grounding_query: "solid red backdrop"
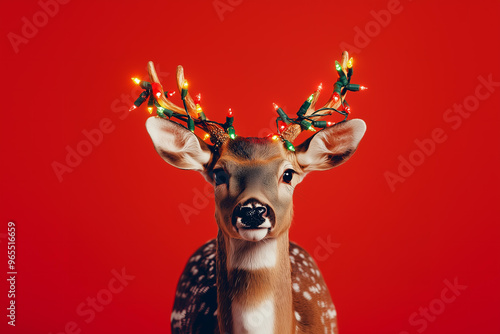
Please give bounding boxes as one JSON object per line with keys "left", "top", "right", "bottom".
{"left": 1, "top": 0, "right": 499, "bottom": 333}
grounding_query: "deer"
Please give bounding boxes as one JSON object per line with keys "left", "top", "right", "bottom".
{"left": 137, "top": 51, "right": 366, "bottom": 333}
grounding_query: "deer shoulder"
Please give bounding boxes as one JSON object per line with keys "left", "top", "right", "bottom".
{"left": 171, "top": 239, "right": 338, "bottom": 334}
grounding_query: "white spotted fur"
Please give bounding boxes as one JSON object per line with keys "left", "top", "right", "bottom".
{"left": 232, "top": 299, "right": 275, "bottom": 334}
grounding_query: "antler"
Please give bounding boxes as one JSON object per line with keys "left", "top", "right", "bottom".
{"left": 145, "top": 61, "right": 229, "bottom": 146}
{"left": 281, "top": 51, "right": 352, "bottom": 142}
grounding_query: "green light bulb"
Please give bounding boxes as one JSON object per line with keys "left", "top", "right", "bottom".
{"left": 228, "top": 126, "right": 236, "bottom": 139}
{"left": 284, "top": 139, "right": 295, "bottom": 152}
{"left": 335, "top": 61, "right": 342, "bottom": 72}
{"left": 157, "top": 107, "right": 166, "bottom": 118}
{"left": 188, "top": 118, "right": 195, "bottom": 132}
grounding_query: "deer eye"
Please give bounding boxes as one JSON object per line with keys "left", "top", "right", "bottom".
{"left": 282, "top": 169, "right": 295, "bottom": 184}
{"left": 213, "top": 169, "right": 229, "bottom": 186}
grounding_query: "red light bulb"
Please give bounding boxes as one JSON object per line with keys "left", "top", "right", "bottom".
{"left": 151, "top": 82, "right": 162, "bottom": 100}
{"left": 332, "top": 92, "right": 340, "bottom": 102}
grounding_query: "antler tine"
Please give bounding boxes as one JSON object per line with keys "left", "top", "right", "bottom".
{"left": 321, "top": 51, "right": 349, "bottom": 110}
{"left": 176, "top": 65, "right": 198, "bottom": 118}
{"left": 147, "top": 61, "right": 186, "bottom": 115}
{"left": 282, "top": 51, "right": 350, "bottom": 142}
{"left": 143, "top": 62, "right": 229, "bottom": 146}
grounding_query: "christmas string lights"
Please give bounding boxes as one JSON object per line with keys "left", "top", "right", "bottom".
{"left": 129, "top": 72, "right": 237, "bottom": 144}
{"left": 269, "top": 55, "right": 367, "bottom": 151}
{"left": 129, "top": 54, "right": 366, "bottom": 152}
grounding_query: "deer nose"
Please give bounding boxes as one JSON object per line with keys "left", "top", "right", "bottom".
{"left": 234, "top": 204, "right": 268, "bottom": 229}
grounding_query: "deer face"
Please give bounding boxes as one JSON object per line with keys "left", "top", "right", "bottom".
{"left": 146, "top": 117, "right": 366, "bottom": 243}
{"left": 211, "top": 137, "right": 297, "bottom": 242}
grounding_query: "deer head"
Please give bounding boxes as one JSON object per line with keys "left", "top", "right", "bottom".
{"left": 145, "top": 52, "right": 366, "bottom": 242}
{"left": 147, "top": 117, "right": 364, "bottom": 242}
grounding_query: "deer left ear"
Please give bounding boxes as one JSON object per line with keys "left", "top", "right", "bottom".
{"left": 295, "top": 119, "right": 366, "bottom": 172}
{"left": 146, "top": 117, "right": 213, "bottom": 171}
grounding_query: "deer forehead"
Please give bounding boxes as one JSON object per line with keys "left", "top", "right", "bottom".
{"left": 215, "top": 137, "right": 299, "bottom": 172}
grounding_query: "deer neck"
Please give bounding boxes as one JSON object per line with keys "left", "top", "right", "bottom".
{"left": 216, "top": 229, "right": 294, "bottom": 334}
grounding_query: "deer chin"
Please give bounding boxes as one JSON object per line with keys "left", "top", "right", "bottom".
{"left": 235, "top": 219, "right": 272, "bottom": 242}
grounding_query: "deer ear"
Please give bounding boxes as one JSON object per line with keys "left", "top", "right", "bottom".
{"left": 295, "top": 119, "right": 366, "bottom": 172}
{"left": 146, "top": 117, "right": 213, "bottom": 171}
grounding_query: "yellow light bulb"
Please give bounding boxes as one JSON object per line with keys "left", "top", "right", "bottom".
{"left": 147, "top": 107, "right": 153, "bottom": 114}
{"left": 203, "top": 133, "right": 210, "bottom": 141}
{"left": 272, "top": 135, "right": 279, "bottom": 141}
{"left": 183, "top": 80, "right": 189, "bottom": 89}
{"left": 131, "top": 77, "right": 141, "bottom": 85}
{"left": 196, "top": 104, "right": 203, "bottom": 113}
{"left": 347, "top": 57, "right": 354, "bottom": 69}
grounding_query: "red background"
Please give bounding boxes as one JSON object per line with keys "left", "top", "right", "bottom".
{"left": 1, "top": 0, "right": 500, "bottom": 333}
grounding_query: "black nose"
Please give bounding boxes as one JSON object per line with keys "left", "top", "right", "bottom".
{"left": 236, "top": 206, "right": 267, "bottom": 228}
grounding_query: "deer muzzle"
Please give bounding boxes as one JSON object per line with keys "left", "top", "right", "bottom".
{"left": 232, "top": 199, "right": 275, "bottom": 241}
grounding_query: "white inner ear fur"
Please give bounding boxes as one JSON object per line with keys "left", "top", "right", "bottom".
{"left": 296, "top": 119, "right": 366, "bottom": 172}
{"left": 146, "top": 117, "right": 212, "bottom": 171}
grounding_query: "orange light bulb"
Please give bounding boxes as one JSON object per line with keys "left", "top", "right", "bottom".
{"left": 347, "top": 57, "right": 354, "bottom": 69}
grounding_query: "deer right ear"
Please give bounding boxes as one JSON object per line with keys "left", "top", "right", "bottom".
{"left": 295, "top": 119, "right": 366, "bottom": 172}
{"left": 146, "top": 117, "right": 213, "bottom": 171}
